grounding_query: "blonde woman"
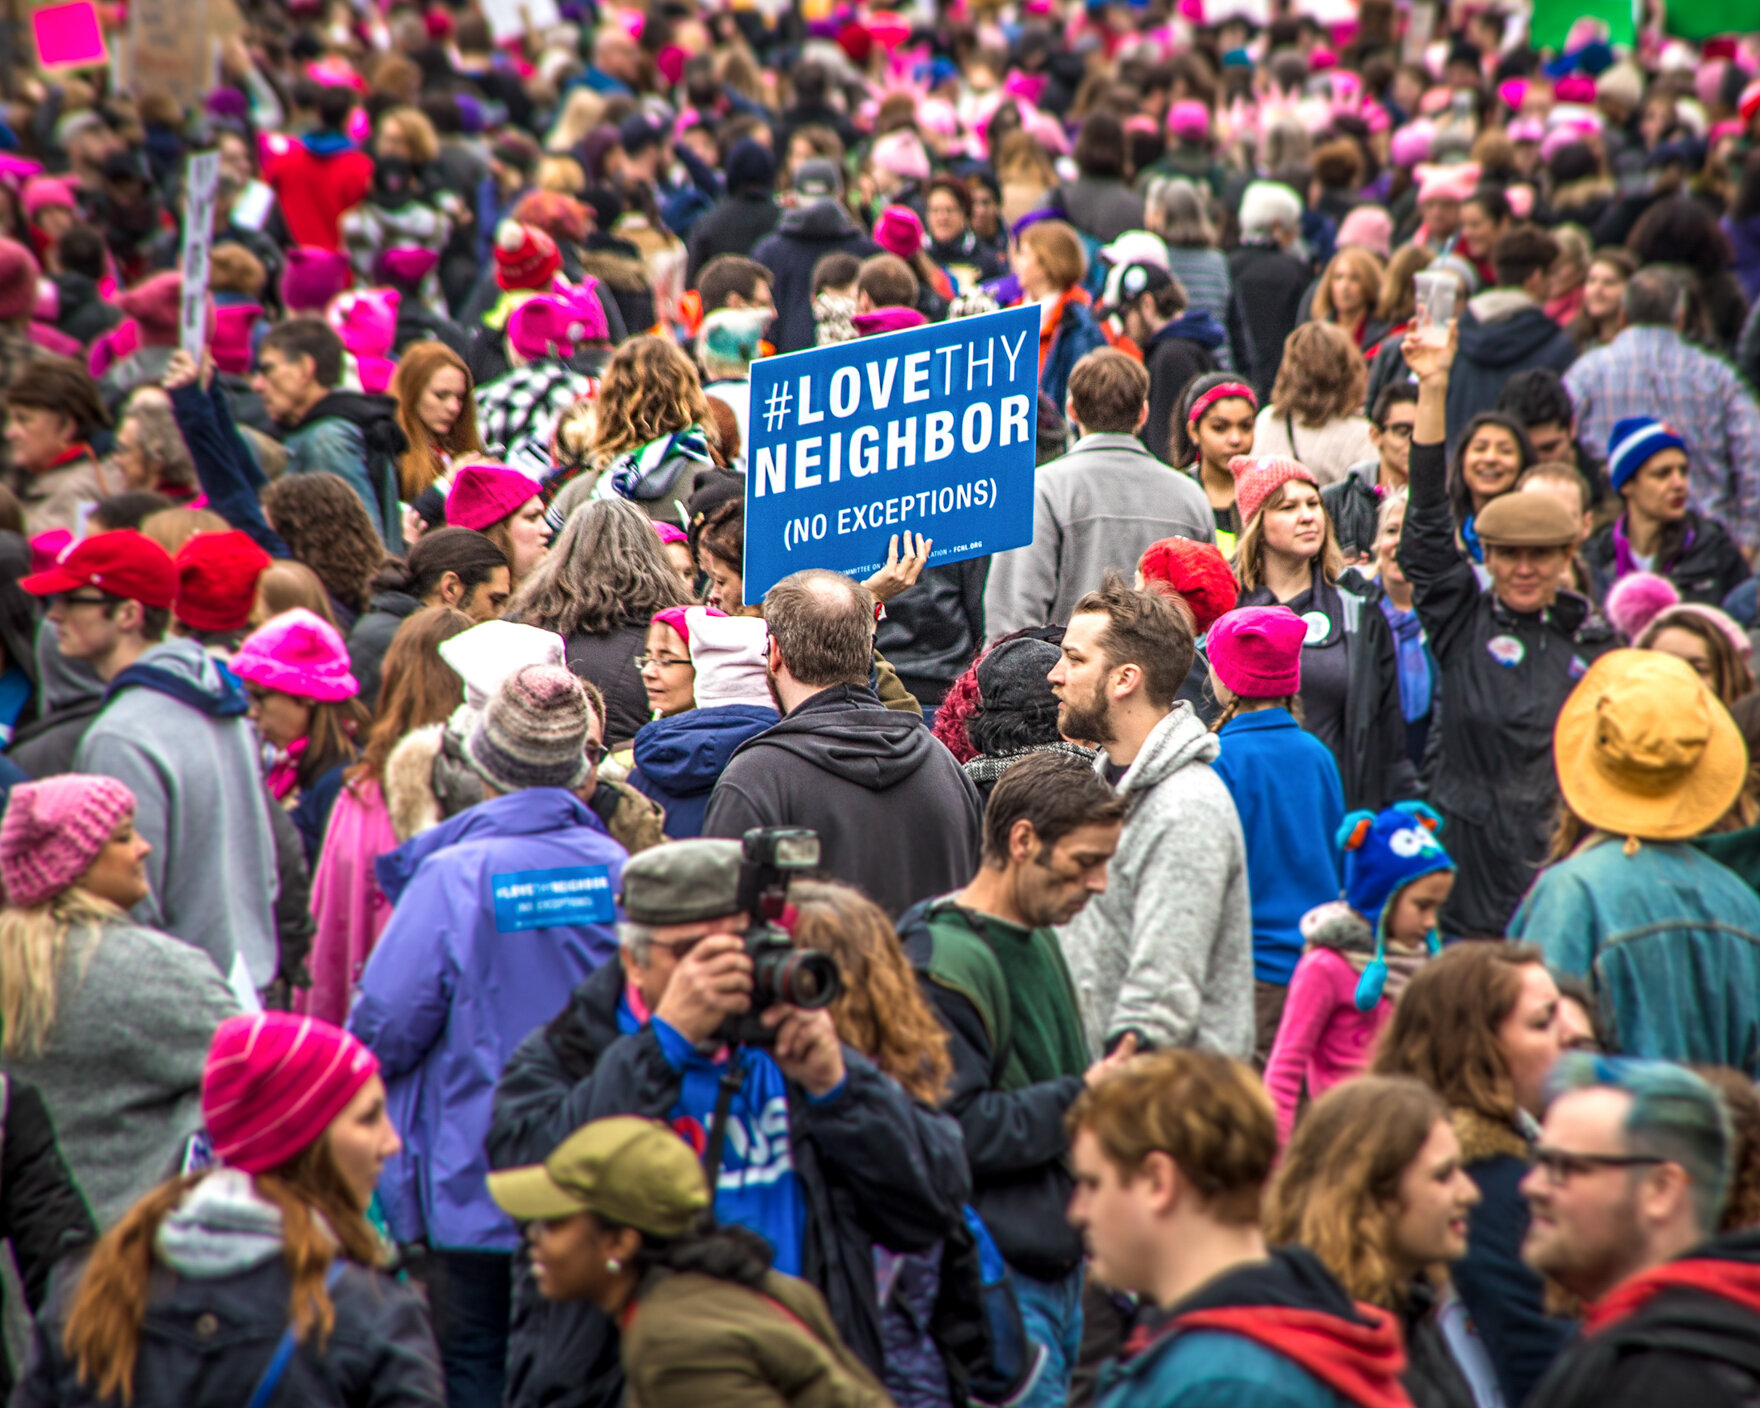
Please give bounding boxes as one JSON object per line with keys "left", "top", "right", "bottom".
{"left": 0, "top": 775, "right": 239, "bottom": 1227}
{"left": 1252, "top": 322, "right": 1376, "bottom": 484}
{"left": 1310, "top": 246, "right": 1390, "bottom": 352}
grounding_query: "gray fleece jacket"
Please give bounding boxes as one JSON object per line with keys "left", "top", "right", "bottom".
{"left": 1057, "top": 703, "right": 1254, "bottom": 1059}
{"left": 3, "top": 919, "right": 240, "bottom": 1227}
{"left": 983, "top": 433, "right": 1215, "bottom": 643}
{"left": 74, "top": 638, "right": 279, "bottom": 993}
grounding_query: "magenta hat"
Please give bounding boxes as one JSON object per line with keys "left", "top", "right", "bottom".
{"left": 873, "top": 204, "right": 925, "bottom": 262}
{"left": 447, "top": 463, "right": 540, "bottom": 531}
{"left": 0, "top": 239, "right": 40, "bottom": 323}
{"left": 1168, "top": 100, "right": 1210, "bottom": 142}
{"left": 202, "top": 1013, "right": 379, "bottom": 1173}
{"left": 1207, "top": 606, "right": 1308, "bottom": 699}
{"left": 230, "top": 607, "right": 360, "bottom": 703}
{"left": 653, "top": 521, "right": 688, "bottom": 546}
{"left": 650, "top": 603, "right": 724, "bottom": 647}
{"left": 0, "top": 774, "right": 136, "bottom": 908}
{"left": 21, "top": 176, "right": 75, "bottom": 220}
{"left": 280, "top": 247, "right": 351, "bottom": 314}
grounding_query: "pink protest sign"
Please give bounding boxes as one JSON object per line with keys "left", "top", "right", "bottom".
{"left": 33, "top": 1, "right": 108, "bottom": 69}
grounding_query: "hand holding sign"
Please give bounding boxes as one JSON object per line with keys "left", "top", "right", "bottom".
{"left": 864, "top": 532, "right": 933, "bottom": 603}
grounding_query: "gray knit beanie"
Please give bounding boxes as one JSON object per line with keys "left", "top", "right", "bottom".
{"left": 465, "top": 663, "right": 594, "bottom": 792}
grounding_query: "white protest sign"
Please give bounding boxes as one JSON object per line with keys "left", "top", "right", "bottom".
{"left": 178, "top": 152, "right": 221, "bottom": 361}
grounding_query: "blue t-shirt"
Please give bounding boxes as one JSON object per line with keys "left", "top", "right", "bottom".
{"left": 617, "top": 993, "right": 807, "bottom": 1274}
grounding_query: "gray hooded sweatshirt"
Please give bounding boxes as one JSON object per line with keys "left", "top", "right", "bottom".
{"left": 74, "top": 637, "right": 278, "bottom": 995}
{"left": 1057, "top": 703, "right": 1254, "bottom": 1059}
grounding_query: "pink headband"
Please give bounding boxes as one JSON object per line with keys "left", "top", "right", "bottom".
{"left": 1187, "top": 381, "right": 1259, "bottom": 428}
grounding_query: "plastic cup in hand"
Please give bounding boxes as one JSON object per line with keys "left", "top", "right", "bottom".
{"left": 1413, "top": 272, "right": 1457, "bottom": 346}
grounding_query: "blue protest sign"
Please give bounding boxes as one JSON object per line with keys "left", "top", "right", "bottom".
{"left": 491, "top": 866, "right": 615, "bottom": 932}
{"left": 742, "top": 304, "right": 1040, "bottom": 599}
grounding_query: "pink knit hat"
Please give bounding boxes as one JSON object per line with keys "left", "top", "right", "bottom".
{"left": 230, "top": 607, "right": 360, "bottom": 703}
{"left": 650, "top": 603, "right": 724, "bottom": 648}
{"left": 118, "top": 272, "right": 183, "bottom": 347}
{"left": 202, "top": 1013, "right": 380, "bottom": 1173}
{"left": 447, "top": 464, "right": 540, "bottom": 531}
{"left": 21, "top": 176, "right": 75, "bottom": 220}
{"left": 1206, "top": 606, "right": 1307, "bottom": 699}
{"left": 507, "top": 282, "right": 610, "bottom": 362}
{"left": 0, "top": 774, "right": 136, "bottom": 908}
{"left": 1230, "top": 454, "right": 1318, "bottom": 525}
{"left": 1604, "top": 571, "right": 1679, "bottom": 642}
{"left": 1336, "top": 206, "right": 1392, "bottom": 259}
{"left": 280, "top": 247, "right": 352, "bottom": 314}
{"left": 210, "top": 303, "right": 263, "bottom": 377}
{"left": 871, "top": 130, "right": 931, "bottom": 182}
{"left": 873, "top": 204, "right": 925, "bottom": 262}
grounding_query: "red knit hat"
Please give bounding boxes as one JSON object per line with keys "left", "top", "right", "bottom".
{"left": 1230, "top": 455, "right": 1319, "bottom": 526}
{"left": 446, "top": 464, "right": 540, "bottom": 531}
{"left": 202, "top": 1013, "right": 379, "bottom": 1174}
{"left": 1207, "top": 605, "right": 1308, "bottom": 698}
{"left": 494, "top": 220, "right": 562, "bottom": 292}
{"left": 174, "top": 530, "right": 273, "bottom": 632}
{"left": 1138, "top": 537, "right": 1238, "bottom": 633}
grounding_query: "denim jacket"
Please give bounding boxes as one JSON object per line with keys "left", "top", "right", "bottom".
{"left": 1510, "top": 839, "right": 1760, "bottom": 1074}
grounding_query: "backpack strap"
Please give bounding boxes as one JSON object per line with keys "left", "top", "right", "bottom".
{"left": 245, "top": 1260, "right": 347, "bottom": 1408}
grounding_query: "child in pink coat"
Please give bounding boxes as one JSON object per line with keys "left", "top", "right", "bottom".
{"left": 1264, "top": 802, "right": 1456, "bottom": 1145}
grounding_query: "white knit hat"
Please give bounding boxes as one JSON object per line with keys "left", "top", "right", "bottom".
{"left": 688, "top": 609, "right": 775, "bottom": 711}
{"left": 439, "top": 620, "right": 568, "bottom": 710}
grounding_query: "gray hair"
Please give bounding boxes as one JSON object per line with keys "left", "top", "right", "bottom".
{"left": 618, "top": 920, "right": 656, "bottom": 963}
{"left": 503, "top": 498, "right": 693, "bottom": 638}
{"left": 1623, "top": 266, "right": 1688, "bottom": 329}
{"left": 1145, "top": 177, "right": 1215, "bottom": 249}
{"left": 121, "top": 388, "right": 196, "bottom": 490}
{"left": 1239, "top": 181, "right": 1303, "bottom": 241}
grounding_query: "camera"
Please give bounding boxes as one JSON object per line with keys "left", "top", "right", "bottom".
{"left": 719, "top": 827, "right": 842, "bottom": 1047}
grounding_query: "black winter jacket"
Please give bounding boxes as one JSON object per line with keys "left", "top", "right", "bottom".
{"left": 485, "top": 959, "right": 971, "bottom": 1403}
{"left": 896, "top": 900, "right": 1086, "bottom": 1281}
{"left": 1397, "top": 440, "right": 1616, "bottom": 937}
{"left": 1321, "top": 461, "right": 1384, "bottom": 561}
{"left": 1583, "top": 511, "right": 1752, "bottom": 611}
{"left": 702, "top": 684, "right": 983, "bottom": 917}
{"left": 1524, "top": 1230, "right": 1760, "bottom": 1408}
{"left": 874, "top": 558, "right": 989, "bottom": 708}
{"left": 1237, "top": 568, "right": 1416, "bottom": 813}
{"left": 15, "top": 1253, "right": 442, "bottom": 1408}
{"left": 1399, "top": 1281, "right": 1480, "bottom": 1408}
{"left": 563, "top": 623, "right": 650, "bottom": 750}
{"left": 752, "top": 202, "right": 881, "bottom": 354}
{"left": 1142, "top": 320, "right": 1221, "bottom": 465}
{"left": 686, "top": 192, "right": 781, "bottom": 284}
{"left": 1444, "top": 295, "right": 1577, "bottom": 457}
{"left": 1226, "top": 241, "right": 1310, "bottom": 402}
{"left": 348, "top": 590, "right": 424, "bottom": 711}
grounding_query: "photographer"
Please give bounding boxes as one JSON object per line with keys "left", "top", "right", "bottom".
{"left": 488, "top": 837, "right": 970, "bottom": 1408}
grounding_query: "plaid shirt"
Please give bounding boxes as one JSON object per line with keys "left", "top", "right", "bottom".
{"left": 475, "top": 361, "right": 598, "bottom": 463}
{"left": 1565, "top": 326, "right": 1760, "bottom": 548}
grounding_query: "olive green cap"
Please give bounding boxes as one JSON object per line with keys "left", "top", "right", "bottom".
{"left": 617, "top": 837, "right": 743, "bottom": 925}
{"left": 486, "top": 1116, "right": 709, "bottom": 1235}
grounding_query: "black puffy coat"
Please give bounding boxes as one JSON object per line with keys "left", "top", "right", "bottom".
{"left": 1226, "top": 240, "right": 1310, "bottom": 402}
{"left": 1583, "top": 511, "right": 1752, "bottom": 611}
{"left": 485, "top": 960, "right": 971, "bottom": 1406}
{"left": 1398, "top": 440, "right": 1617, "bottom": 937}
{"left": 563, "top": 623, "right": 651, "bottom": 751}
{"left": 874, "top": 558, "right": 989, "bottom": 709}
{"left": 752, "top": 202, "right": 881, "bottom": 354}
{"left": 685, "top": 192, "right": 781, "bottom": 284}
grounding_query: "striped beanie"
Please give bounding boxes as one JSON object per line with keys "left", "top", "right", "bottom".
{"left": 202, "top": 1013, "right": 379, "bottom": 1173}
{"left": 465, "top": 663, "right": 595, "bottom": 793}
{"left": 1607, "top": 416, "right": 1687, "bottom": 492}
{"left": 0, "top": 774, "right": 136, "bottom": 908}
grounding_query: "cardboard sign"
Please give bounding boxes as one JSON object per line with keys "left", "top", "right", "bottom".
{"left": 742, "top": 305, "right": 1040, "bottom": 600}
{"left": 491, "top": 866, "right": 615, "bottom": 932}
{"left": 33, "top": 2, "right": 108, "bottom": 69}
{"left": 178, "top": 151, "right": 220, "bottom": 362}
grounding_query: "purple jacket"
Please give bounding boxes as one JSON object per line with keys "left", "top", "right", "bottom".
{"left": 349, "top": 789, "right": 626, "bottom": 1250}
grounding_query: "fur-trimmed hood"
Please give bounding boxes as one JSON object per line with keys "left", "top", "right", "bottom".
{"left": 1452, "top": 1106, "right": 1533, "bottom": 1165}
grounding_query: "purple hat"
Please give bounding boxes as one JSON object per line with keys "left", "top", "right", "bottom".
{"left": 0, "top": 774, "right": 136, "bottom": 907}
{"left": 1207, "top": 605, "right": 1308, "bottom": 699}
{"left": 230, "top": 607, "right": 360, "bottom": 703}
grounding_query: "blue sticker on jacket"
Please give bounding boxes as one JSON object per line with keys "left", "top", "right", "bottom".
{"left": 492, "top": 866, "right": 614, "bottom": 931}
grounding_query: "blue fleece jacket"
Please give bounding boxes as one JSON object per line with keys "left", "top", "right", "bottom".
{"left": 629, "top": 703, "right": 779, "bottom": 838}
{"left": 349, "top": 789, "right": 626, "bottom": 1251}
{"left": 1210, "top": 709, "right": 1345, "bottom": 984}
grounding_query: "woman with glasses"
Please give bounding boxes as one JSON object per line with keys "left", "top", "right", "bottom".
{"left": 1268, "top": 1076, "right": 1505, "bottom": 1408}
{"left": 1374, "top": 941, "right": 1571, "bottom": 1408}
{"left": 628, "top": 607, "right": 777, "bottom": 839}
{"left": 229, "top": 607, "right": 369, "bottom": 863}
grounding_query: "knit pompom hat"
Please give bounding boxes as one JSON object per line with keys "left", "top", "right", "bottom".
{"left": 446, "top": 464, "right": 540, "bottom": 532}
{"left": 1138, "top": 537, "right": 1237, "bottom": 633}
{"left": 1338, "top": 801, "right": 1454, "bottom": 1010}
{"left": 1607, "top": 416, "right": 1687, "bottom": 493}
{"left": 202, "top": 1013, "right": 380, "bottom": 1173}
{"left": 230, "top": 607, "right": 360, "bottom": 703}
{"left": 1230, "top": 455, "right": 1318, "bottom": 526}
{"left": 466, "top": 662, "right": 596, "bottom": 792}
{"left": 1207, "top": 605, "right": 1307, "bottom": 699}
{"left": 1604, "top": 572, "right": 1680, "bottom": 642}
{"left": 494, "top": 221, "right": 562, "bottom": 293}
{"left": 0, "top": 774, "right": 136, "bottom": 908}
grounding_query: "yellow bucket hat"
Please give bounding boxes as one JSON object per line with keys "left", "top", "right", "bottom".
{"left": 1555, "top": 649, "right": 1749, "bottom": 843}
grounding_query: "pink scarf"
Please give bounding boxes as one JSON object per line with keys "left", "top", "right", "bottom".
{"left": 266, "top": 737, "right": 309, "bottom": 801}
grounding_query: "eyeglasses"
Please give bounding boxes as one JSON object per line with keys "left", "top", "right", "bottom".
{"left": 1530, "top": 1147, "right": 1668, "bottom": 1186}
{"left": 584, "top": 739, "right": 606, "bottom": 766}
{"left": 1380, "top": 422, "right": 1416, "bottom": 440}
{"left": 48, "top": 591, "right": 111, "bottom": 609}
{"left": 634, "top": 654, "right": 692, "bottom": 671}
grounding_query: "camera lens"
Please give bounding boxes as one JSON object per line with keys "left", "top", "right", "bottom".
{"left": 770, "top": 950, "right": 842, "bottom": 1010}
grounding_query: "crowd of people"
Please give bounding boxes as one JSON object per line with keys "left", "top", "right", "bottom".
{"left": 4, "top": 1, "right": 1760, "bottom": 1407}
